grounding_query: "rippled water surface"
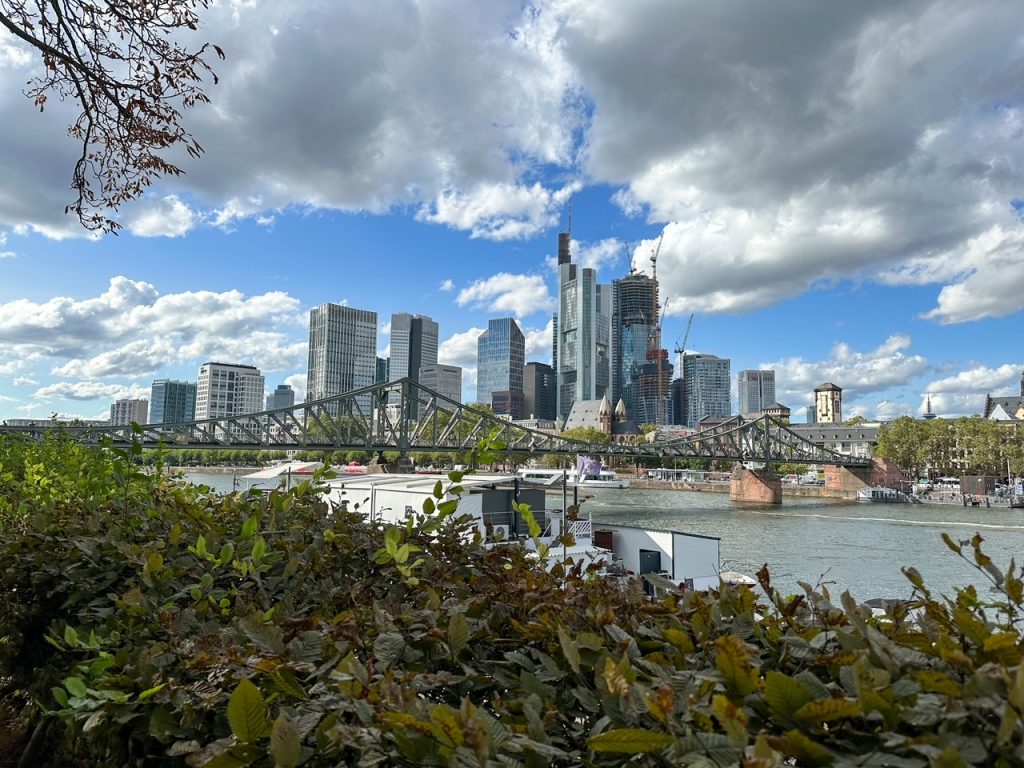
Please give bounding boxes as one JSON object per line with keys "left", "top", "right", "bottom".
{"left": 184, "top": 472, "right": 1024, "bottom": 600}
{"left": 583, "top": 487, "right": 1024, "bottom": 599}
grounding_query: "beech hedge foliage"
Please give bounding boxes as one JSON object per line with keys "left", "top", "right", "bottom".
{"left": 1, "top": 433, "right": 1023, "bottom": 767}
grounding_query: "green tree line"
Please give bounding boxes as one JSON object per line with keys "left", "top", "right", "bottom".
{"left": 873, "top": 416, "right": 1024, "bottom": 478}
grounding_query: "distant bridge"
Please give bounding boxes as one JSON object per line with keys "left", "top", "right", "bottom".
{"left": 0, "top": 378, "right": 870, "bottom": 467}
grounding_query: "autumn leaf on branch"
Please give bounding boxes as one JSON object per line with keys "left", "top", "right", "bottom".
{"left": 0, "top": 0, "right": 222, "bottom": 232}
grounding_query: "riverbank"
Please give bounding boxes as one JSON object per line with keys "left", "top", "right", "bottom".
{"left": 630, "top": 477, "right": 840, "bottom": 498}
{"left": 627, "top": 477, "right": 1018, "bottom": 507}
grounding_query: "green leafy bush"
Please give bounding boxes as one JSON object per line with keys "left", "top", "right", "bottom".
{"left": 1, "top": 433, "right": 1023, "bottom": 766}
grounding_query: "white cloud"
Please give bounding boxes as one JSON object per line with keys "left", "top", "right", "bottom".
{"left": 439, "top": 279, "right": 454, "bottom": 292}
{"left": 925, "top": 363, "right": 1023, "bottom": 395}
{"left": 764, "top": 334, "right": 930, "bottom": 410}
{"left": 2, "top": 0, "right": 1024, "bottom": 326}
{"left": 439, "top": 327, "right": 485, "bottom": 369}
{"left": 33, "top": 381, "right": 149, "bottom": 402}
{"left": 284, "top": 372, "right": 307, "bottom": 403}
{"left": 873, "top": 400, "right": 914, "bottom": 422}
{"left": 439, "top": 327, "right": 485, "bottom": 404}
{"left": 456, "top": 273, "right": 554, "bottom": 318}
{"left": 0, "top": 277, "right": 306, "bottom": 377}
{"left": 575, "top": 238, "right": 624, "bottom": 273}
{"left": 418, "top": 182, "right": 578, "bottom": 240}
{"left": 524, "top": 317, "right": 554, "bottom": 362}
{"left": 11, "top": 376, "right": 37, "bottom": 386}
{"left": 0, "top": 38, "right": 33, "bottom": 68}
{"left": 126, "top": 195, "right": 198, "bottom": 238}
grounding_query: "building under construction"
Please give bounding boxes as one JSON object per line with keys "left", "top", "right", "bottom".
{"left": 611, "top": 270, "right": 673, "bottom": 426}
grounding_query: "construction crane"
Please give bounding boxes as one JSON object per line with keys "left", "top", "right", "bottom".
{"left": 649, "top": 232, "right": 664, "bottom": 280}
{"left": 643, "top": 231, "right": 667, "bottom": 424}
{"left": 674, "top": 312, "right": 695, "bottom": 380}
{"left": 624, "top": 241, "right": 635, "bottom": 274}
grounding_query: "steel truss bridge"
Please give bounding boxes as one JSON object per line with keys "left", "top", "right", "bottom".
{"left": 0, "top": 378, "right": 869, "bottom": 467}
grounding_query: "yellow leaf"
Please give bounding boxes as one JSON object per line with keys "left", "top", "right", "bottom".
{"left": 715, "top": 635, "right": 759, "bottom": 697}
{"left": 793, "top": 697, "right": 861, "bottom": 724}
{"left": 227, "top": 678, "right": 270, "bottom": 743}
{"left": 588, "top": 728, "right": 673, "bottom": 754}
{"left": 429, "top": 705, "right": 464, "bottom": 749}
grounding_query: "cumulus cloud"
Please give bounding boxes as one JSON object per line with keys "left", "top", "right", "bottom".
{"left": 524, "top": 316, "right": 554, "bottom": 362}
{"left": 439, "top": 327, "right": 485, "bottom": 369}
{"left": 764, "top": 334, "right": 930, "bottom": 412}
{"left": 284, "top": 372, "right": 307, "bottom": 403}
{"left": 456, "top": 273, "right": 554, "bottom": 318}
{"left": 564, "top": 1, "right": 1024, "bottom": 321}
{"left": 419, "top": 182, "right": 578, "bottom": 240}
{"left": 575, "top": 237, "right": 624, "bottom": 272}
{"left": 33, "top": 381, "right": 149, "bottom": 402}
{"left": 11, "top": 376, "right": 37, "bottom": 386}
{"left": 0, "top": 276, "right": 306, "bottom": 373}
{"left": 439, "top": 279, "right": 454, "bottom": 292}
{"left": 439, "top": 327, "right": 485, "bottom": 403}
{"left": 125, "top": 195, "right": 199, "bottom": 238}
{"left": 3, "top": 0, "right": 1024, "bottom": 329}
{"left": 925, "top": 363, "right": 1023, "bottom": 395}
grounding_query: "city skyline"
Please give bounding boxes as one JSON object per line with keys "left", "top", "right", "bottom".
{"left": 1, "top": 2, "right": 1023, "bottom": 423}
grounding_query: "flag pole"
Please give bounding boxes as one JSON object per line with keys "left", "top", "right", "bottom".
{"left": 562, "top": 467, "right": 567, "bottom": 567}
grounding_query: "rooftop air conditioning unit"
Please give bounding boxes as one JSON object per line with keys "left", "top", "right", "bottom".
{"left": 492, "top": 524, "right": 509, "bottom": 540}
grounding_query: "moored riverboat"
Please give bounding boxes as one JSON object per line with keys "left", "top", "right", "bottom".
{"left": 857, "top": 486, "right": 911, "bottom": 503}
{"left": 518, "top": 467, "right": 630, "bottom": 489}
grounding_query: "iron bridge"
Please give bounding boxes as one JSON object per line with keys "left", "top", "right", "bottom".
{"left": 0, "top": 378, "right": 870, "bottom": 467}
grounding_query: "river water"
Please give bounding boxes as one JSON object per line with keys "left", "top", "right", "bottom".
{"left": 183, "top": 472, "right": 1024, "bottom": 601}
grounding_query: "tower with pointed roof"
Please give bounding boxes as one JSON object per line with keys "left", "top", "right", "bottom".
{"left": 922, "top": 393, "right": 937, "bottom": 420}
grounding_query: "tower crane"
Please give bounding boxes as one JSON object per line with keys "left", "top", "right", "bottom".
{"left": 644, "top": 230, "right": 667, "bottom": 423}
{"left": 649, "top": 232, "right": 664, "bottom": 280}
{"left": 674, "top": 312, "right": 695, "bottom": 380}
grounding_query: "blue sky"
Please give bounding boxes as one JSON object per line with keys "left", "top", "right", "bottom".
{"left": 1, "top": 0, "right": 1023, "bottom": 422}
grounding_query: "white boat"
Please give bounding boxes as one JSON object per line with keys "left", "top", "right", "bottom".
{"left": 322, "top": 472, "right": 719, "bottom": 589}
{"left": 518, "top": 467, "right": 630, "bottom": 489}
{"left": 857, "top": 486, "right": 909, "bottom": 503}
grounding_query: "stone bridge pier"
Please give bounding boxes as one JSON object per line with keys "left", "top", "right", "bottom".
{"left": 730, "top": 464, "right": 782, "bottom": 504}
{"left": 824, "top": 458, "right": 904, "bottom": 493}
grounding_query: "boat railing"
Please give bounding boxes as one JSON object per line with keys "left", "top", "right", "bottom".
{"left": 538, "top": 509, "right": 593, "bottom": 543}
{"left": 567, "top": 519, "right": 592, "bottom": 540}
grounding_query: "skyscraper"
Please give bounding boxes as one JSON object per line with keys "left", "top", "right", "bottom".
{"left": 389, "top": 312, "right": 438, "bottom": 418}
{"left": 110, "top": 398, "right": 148, "bottom": 426}
{"left": 737, "top": 370, "right": 776, "bottom": 416}
{"left": 681, "top": 354, "right": 731, "bottom": 427}
{"left": 306, "top": 303, "right": 377, "bottom": 412}
{"left": 195, "top": 363, "right": 265, "bottom": 420}
{"left": 477, "top": 318, "right": 525, "bottom": 417}
{"left": 418, "top": 364, "right": 463, "bottom": 409}
{"left": 523, "top": 361, "right": 556, "bottom": 421}
{"left": 150, "top": 379, "right": 196, "bottom": 424}
{"left": 554, "top": 229, "right": 611, "bottom": 420}
{"left": 611, "top": 272, "right": 671, "bottom": 425}
{"left": 265, "top": 384, "right": 295, "bottom": 410}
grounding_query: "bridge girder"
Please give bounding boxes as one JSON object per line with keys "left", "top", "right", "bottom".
{"left": 0, "top": 378, "right": 870, "bottom": 467}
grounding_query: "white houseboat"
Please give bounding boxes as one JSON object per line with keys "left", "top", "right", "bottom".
{"left": 324, "top": 472, "right": 720, "bottom": 590}
{"left": 857, "top": 486, "right": 910, "bottom": 503}
{"left": 518, "top": 467, "right": 630, "bottom": 489}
